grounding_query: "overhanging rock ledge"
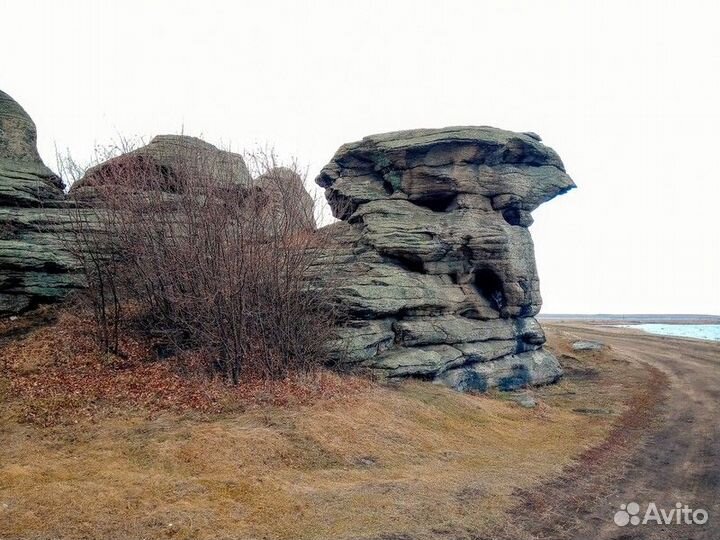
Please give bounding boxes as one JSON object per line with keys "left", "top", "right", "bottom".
{"left": 313, "top": 126, "right": 575, "bottom": 392}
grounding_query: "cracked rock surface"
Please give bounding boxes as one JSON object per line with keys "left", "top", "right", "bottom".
{"left": 315, "top": 127, "right": 575, "bottom": 391}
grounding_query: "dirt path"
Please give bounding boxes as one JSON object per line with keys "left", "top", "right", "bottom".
{"left": 545, "top": 323, "right": 720, "bottom": 540}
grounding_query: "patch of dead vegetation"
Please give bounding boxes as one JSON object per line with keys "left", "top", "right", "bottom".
{"left": 0, "top": 312, "right": 664, "bottom": 540}
{"left": 1, "top": 308, "right": 372, "bottom": 426}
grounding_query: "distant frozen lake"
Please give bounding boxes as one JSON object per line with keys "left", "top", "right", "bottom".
{"left": 617, "top": 324, "right": 720, "bottom": 342}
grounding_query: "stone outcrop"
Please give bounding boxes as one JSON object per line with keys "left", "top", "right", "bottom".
{"left": 70, "top": 135, "right": 252, "bottom": 200}
{"left": 0, "top": 90, "right": 65, "bottom": 207}
{"left": 69, "top": 140, "right": 315, "bottom": 232}
{"left": 315, "top": 127, "right": 575, "bottom": 391}
{"left": 0, "top": 89, "right": 316, "bottom": 315}
{"left": 0, "top": 90, "right": 81, "bottom": 315}
{"left": 572, "top": 340, "right": 604, "bottom": 352}
{"left": 0, "top": 90, "right": 575, "bottom": 395}
{"left": 255, "top": 166, "right": 316, "bottom": 231}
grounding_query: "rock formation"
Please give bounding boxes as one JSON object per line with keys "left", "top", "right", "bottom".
{"left": 0, "top": 89, "right": 316, "bottom": 315}
{"left": 70, "top": 135, "right": 252, "bottom": 199}
{"left": 0, "top": 90, "right": 81, "bottom": 315}
{"left": 315, "top": 127, "right": 575, "bottom": 391}
{"left": 68, "top": 138, "right": 316, "bottom": 232}
{"left": 0, "top": 90, "right": 575, "bottom": 394}
{"left": 254, "top": 166, "right": 316, "bottom": 231}
{"left": 0, "top": 90, "right": 65, "bottom": 207}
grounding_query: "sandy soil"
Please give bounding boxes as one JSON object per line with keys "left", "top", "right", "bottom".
{"left": 527, "top": 323, "right": 720, "bottom": 540}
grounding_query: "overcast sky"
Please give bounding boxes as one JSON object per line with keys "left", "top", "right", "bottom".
{"left": 2, "top": 0, "right": 719, "bottom": 314}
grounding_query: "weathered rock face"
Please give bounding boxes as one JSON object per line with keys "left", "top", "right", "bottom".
{"left": 70, "top": 135, "right": 252, "bottom": 199}
{"left": 315, "top": 127, "right": 575, "bottom": 391}
{"left": 0, "top": 90, "right": 65, "bottom": 207}
{"left": 255, "top": 166, "right": 316, "bottom": 231}
{"left": 0, "top": 90, "right": 81, "bottom": 315}
{"left": 0, "top": 90, "right": 317, "bottom": 315}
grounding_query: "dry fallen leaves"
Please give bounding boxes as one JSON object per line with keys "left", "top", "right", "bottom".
{"left": 1, "top": 308, "right": 372, "bottom": 426}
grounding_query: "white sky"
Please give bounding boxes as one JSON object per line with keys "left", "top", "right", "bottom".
{"left": 2, "top": 0, "right": 719, "bottom": 315}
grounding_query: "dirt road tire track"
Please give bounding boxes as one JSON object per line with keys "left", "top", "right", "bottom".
{"left": 533, "top": 324, "right": 720, "bottom": 540}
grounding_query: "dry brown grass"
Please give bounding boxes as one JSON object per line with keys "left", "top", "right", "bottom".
{"left": 0, "top": 313, "right": 662, "bottom": 540}
{"left": 483, "top": 325, "right": 671, "bottom": 539}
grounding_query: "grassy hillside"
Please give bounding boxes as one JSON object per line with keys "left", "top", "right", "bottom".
{"left": 0, "top": 310, "right": 662, "bottom": 540}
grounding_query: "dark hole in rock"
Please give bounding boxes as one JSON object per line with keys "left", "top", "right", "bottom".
{"left": 517, "top": 304, "right": 533, "bottom": 317}
{"left": 458, "top": 307, "right": 482, "bottom": 319}
{"left": 410, "top": 193, "right": 458, "bottom": 212}
{"left": 520, "top": 330, "right": 545, "bottom": 346}
{"left": 515, "top": 335, "right": 531, "bottom": 354}
{"left": 385, "top": 254, "right": 426, "bottom": 274}
{"left": 328, "top": 190, "right": 358, "bottom": 221}
{"left": 502, "top": 207, "right": 533, "bottom": 227}
{"left": 498, "top": 364, "right": 530, "bottom": 391}
{"left": 473, "top": 269, "right": 505, "bottom": 311}
{"left": 402, "top": 372, "right": 435, "bottom": 382}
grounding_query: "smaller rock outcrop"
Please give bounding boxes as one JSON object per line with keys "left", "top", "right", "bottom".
{"left": 69, "top": 139, "right": 315, "bottom": 233}
{"left": 572, "top": 340, "right": 604, "bottom": 351}
{"left": 70, "top": 135, "right": 252, "bottom": 199}
{"left": 254, "top": 166, "right": 316, "bottom": 231}
{"left": 0, "top": 90, "right": 65, "bottom": 207}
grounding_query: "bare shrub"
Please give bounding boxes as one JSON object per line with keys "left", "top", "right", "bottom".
{"left": 58, "top": 141, "right": 339, "bottom": 382}
{"left": 55, "top": 143, "right": 139, "bottom": 355}
{"left": 60, "top": 204, "right": 123, "bottom": 355}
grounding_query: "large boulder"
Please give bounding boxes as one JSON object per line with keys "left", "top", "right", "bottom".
{"left": 0, "top": 90, "right": 82, "bottom": 315}
{"left": 315, "top": 127, "right": 575, "bottom": 391}
{"left": 70, "top": 134, "right": 252, "bottom": 199}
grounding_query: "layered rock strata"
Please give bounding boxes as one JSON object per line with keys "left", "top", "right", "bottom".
{"left": 0, "top": 88, "right": 316, "bottom": 314}
{"left": 1, "top": 90, "right": 574, "bottom": 394}
{"left": 315, "top": 127, "right": 575, "bottom": 391}
{"left": 0, "top": 90, "right": 80, "bottom": 314}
